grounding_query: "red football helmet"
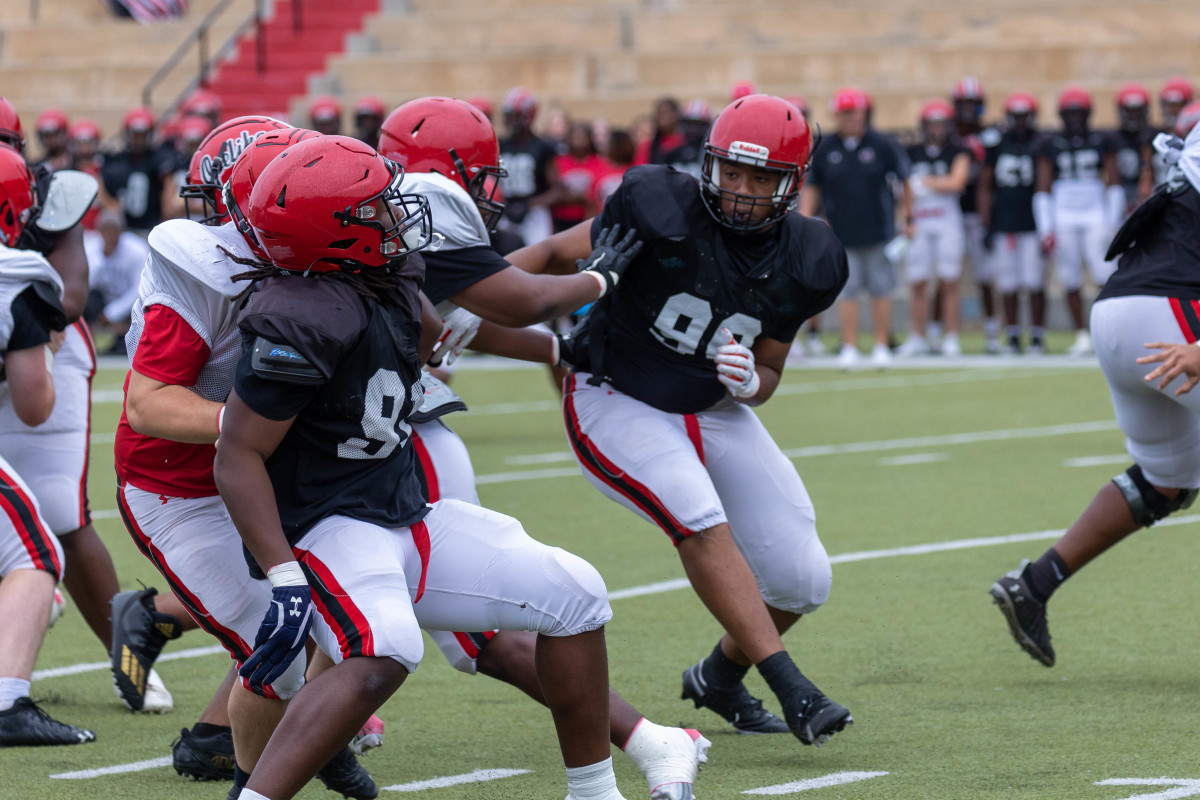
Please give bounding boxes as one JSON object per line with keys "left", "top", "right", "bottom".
{"left": 1161, "top": 76, "right": 1195, "bottom": 105}
{"left": 36, "top": 108, "right": 68, "bottom": 135}
{"left": 1175, "top": 100, "right": 1200, "bottom": 139}
{"left": 178, "top": 115, "right": 215, "bottom": 147}
{"left": 1004, "top": 92, "right": 1038, "bottom": 116}
{"left": 378, "top": 96, "right": 507, "bottom": 231}
{"left": 0, "top": 98, "right": 22, "bottom": 151}
{"left": 124, "top": 106, "right": 156, "bottom": 134}
{"left": 701, "top": 94, "right": 812, "bottom": 233}
{"left": 502, "top": 87, "right": 538, "bottom": 126}
{"left": 952, "top": 76, "right": 985, "bottom": 103}
{"left": 465, "top": 95, "right": 493, "bottom": 119}
{"left": 69, "top": 119, "right": 101, "bottom": 143}
{"left": 181, "top": 115, "right": 288, "bottom": 225}
{"left": 920, "top": 99, "right": 954, "bottom": 123}
{"left": 1058, "top": 85, "right": 1092, "bottom": 112}
{"left": 729, "top": 80, "right": 758, "bottom": 102}
{"left": 830, "top": 87, "right": 870, "bottom": 113}
{"left": 246, "top": 135, "right": 433, "bottom": 274}
{"left": 1116, "top": 82, "right": 1150, "bottom": 131}
{"left": 309, "top": 95, "right": 342, "bottom": 124}
{"left": 354, "top": 96, "right": 385, "bottom": 120}
{"left": 181, "top": 88, "right": 222, "bottom": 120}
{"left": 223, "top": 127, "right": 321, "bottom": 259}
{"left": 0, "top": 144, "right": 37, "bottom": 248}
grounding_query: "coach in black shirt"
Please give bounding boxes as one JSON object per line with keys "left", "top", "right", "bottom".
{"left": 802, "top": 88, "right": 912, "bottom": 368}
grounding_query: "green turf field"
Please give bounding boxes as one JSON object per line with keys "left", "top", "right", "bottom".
{"left": 9, "top": 343, "right": 1200, "bottom": 800}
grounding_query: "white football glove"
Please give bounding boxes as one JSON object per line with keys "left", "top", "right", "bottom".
{"left": 714, "top": 327, "right": 760, "bottom": 399}
{"left": 430, "top": 307, "right": 481, "bottom": 367}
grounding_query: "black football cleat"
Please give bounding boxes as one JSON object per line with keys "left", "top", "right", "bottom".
{"left": 110, "top": 587, "right": 182, "bottom": 711}
{"left": 0, "top": 697, "right": 95, "bottom": 747}
{"left": 173, "top": 725, "right": 236, "bottom": 781}
{"left": 317, "top": 746, "right": 379, "bottom": 799}
{"left": 990, "top": 558, "right": 1055, "bottom": 666}
{"left": 681, "top": 660, "right": 790, "bottom": 734}
{"left": 780, "top": 690, "right": 853, "bottom": 747}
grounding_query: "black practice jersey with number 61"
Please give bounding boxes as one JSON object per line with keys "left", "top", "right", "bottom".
{"left": 583, "top": 165, "right": 848, "bottom": 414}
{"left": 232, "top": 265, "right": 428, "bottom": 544}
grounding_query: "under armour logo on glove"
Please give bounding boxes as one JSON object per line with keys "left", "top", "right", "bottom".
{"left": 240, "top": 583, "right": 313, "bottom": 696}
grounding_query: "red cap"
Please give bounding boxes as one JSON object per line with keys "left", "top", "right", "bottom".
{"left": 36, "top": 108, "right": 69, "bottom": 134}
{"left": 830, "top": 87, "right": 870, "bottom": 113}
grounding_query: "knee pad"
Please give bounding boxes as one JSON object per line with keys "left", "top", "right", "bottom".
{"left": 1112, "top": 464, "right": 1199, "bottom": 527}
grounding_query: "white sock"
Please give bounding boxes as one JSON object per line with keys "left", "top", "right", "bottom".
{"left": 0, "top": 678, "right": 30, "bottom": 711}
{"left": 566, "top": 756, "right": 621, "bottom": 799}
{"left": 621, "top": 717, "right": 665, "bottom": 765}
{"left": 238, "top": 790, "right": 271, "bottom": 800}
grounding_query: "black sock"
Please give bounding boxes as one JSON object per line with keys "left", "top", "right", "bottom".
{"left": 233, "top": 765, "right": 250, "bottom": 790}
{"left": 189, "top": 722, "right": 231, "bottom": 738}
{"left": 699, "top": 642, "right": 751, "bottom": 689}
{"left": 1025, "top": 548, "right": 1072, "bottom": 603}
{"left": 756, "top": 651, "right": 818, "bottom": 700}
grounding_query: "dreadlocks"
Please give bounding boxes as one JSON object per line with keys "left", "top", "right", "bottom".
{"left": 220, "top": 246, "right": 407, "bottom": 301}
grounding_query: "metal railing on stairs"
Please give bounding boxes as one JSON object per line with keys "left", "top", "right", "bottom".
{"left": 141, "top": 0, "right": 306, "bottom": 125}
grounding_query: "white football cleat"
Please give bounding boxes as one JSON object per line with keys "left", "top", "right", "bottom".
{"left": 870, "top": 343, "right": 893, "bottom": 368}
{"left": 625, "top": 720, "right": 712, "bottom": 800}
{"left": 835, "top": 344, "right": 861, "bottom": 370}
{"left": 138, "top": 668, "right": 174, "bottom": 714}
{"left": 47, "top": 587, "right": 66, "bottom": 628}
{"left": 1067, "top": 330, "right": 1093, "bottom": 356}
{"left": 895, "top": 335, "right": 930, "bottom": 357}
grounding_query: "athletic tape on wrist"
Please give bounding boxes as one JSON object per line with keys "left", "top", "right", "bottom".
{"left": 585, "top": 269, "right": 608, "bottom": 298}
{"left": 267, "top": 560, "right": 306, "bottom": 588}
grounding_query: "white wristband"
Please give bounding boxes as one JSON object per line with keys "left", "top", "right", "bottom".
{"left": 585, "top": 269, "right": 608, "bottom": 298}
{"left": 267, "top": 560, "right": 306, "bottom": 588}
{"left": 216, "top": 406, "right": 225, "bottom": 436}
{"left": 549, "top": 334, "right": 560, "bottom": 366}
{"left": 44, "top": 345, "right": 54, "bottom": 372}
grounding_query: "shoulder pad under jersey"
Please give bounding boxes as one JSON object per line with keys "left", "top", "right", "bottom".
{"left": 147, "top": 219, "right": 254, "bottom": 300}
{"left": 409, "top": 371, "right": 468, "bottom": 424}
{"left": 0, "top": 246, "right": 64, "bottom": 297}
{"left": 401, "top": 172, "right": 490, "bottom": 251}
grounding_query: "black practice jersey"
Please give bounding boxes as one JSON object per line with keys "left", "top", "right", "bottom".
{"left": 1099, "top": 184, "right": 1200, "bottom": 302}
{"left": 907, "top": 140, "right": 969, "bottom": 182}
{"left": 581, "top": 166, "right": 847, "bottom": 414}
{"left": 232, "top": 269, "right": 428, "bottom": 544}
{"left": 984, "top": 132, "right": 1040, "bottom": 233}
{"left": 1113, "top": 128, "right": 1150, "bottom": 204}
{"left": 498, "top": 134, "right": 556, "bottom": 202}
{"left": 1038, "top": 131, "right": 1113, "bottom": 181}
{"left": 101, "top": 149, "right": 169, "bottom": 230}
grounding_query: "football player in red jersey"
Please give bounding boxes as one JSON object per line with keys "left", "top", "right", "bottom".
{"left": 508, "top": 95, "right": 853, "bottom": 747}
{"left": 0, "top": 143, "right": 95, "bottom": 747}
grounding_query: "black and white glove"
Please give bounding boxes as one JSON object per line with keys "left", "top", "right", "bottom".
{"left": 576, "top": 225, "right": 644, "bottom": 298}
{"left": 430, "top": 307, "right": 481, "bottom": 367}
{"left": 714, "top": 328, "right": 760, "bottom": 399}
{"left": 239, "top": 562, "right": 312, "bottom": 696}
{"left": 552, "top": 332, "right": 578, "bottom": 368}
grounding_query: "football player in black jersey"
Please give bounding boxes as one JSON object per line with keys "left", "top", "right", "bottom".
{"left": 1033, "top": 85, "right": 1122, "bottom": 356}
{"left": 1148, "top": 76, "right": 1196, "bottom": 187}
{"left": 1113, "top": 83, "right": 1154, "bottom": 212}
{"left": 991, "top": 126, "right": 1200, "bottom": 668}
{"left": 498, "top": 87, "right": 561, "bottom": 244}
{"left": 952, "top": 77, "right": 1003, "bottom": 353}
{"left": 508, "top": 94, "right": 853, "bottom": 747}
{"left": 978, "top": 92, "right": 1046, "bottom": 354}
{"left": 214, "top": 135, "right": 629, "bottom": 800}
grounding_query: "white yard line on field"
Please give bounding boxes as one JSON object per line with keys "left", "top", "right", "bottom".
{"left": 878, "top": 452, "right": 949, "bottom": 466}
{"left": 383, "top": 769, "right": 534, "bottom": 792}
{"left": 1064, "top": 454, "right": 1131, "bottom": 467}
{"left": 50, "top": 757, "right": 173, "bottom": 780}
{"left": 743, "top": 771, "right": 891, "bottom": 795}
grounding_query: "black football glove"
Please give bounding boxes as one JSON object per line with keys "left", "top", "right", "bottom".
{"left": 554, "top": 332, "right": 578, "bottom": 368}
{"left": 576, "top": 225, "right": 644, "bottom": 296}
{"left": 239, "top": 585, "right": 313, "bottom": 696}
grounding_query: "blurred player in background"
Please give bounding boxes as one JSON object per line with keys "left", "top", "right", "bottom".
{"left": 498, "top": 87, "right": 559, "bottom": 244}
{"left": 1113, "top": 83, "right": 1154, "bottom": 211}
{"left": 352, "top": 95, "right": 385, "bottom": 149}
{"left": 898, "top": 99, "right": 970, "bottom": 357}
{"left": 978, "top": 92, "right": 1046, "bottom": 354}
{"left": 101, "top": 106, "right": 171, "bottom": 234}
{"left": 33, "top": 109, "right": 71, "bottom": 173}
{"left": 1034, "top": 85, "right": 1122, "bottom": 356}
{"left": 308, "top": 95, "right": 342, "bottom": 136}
